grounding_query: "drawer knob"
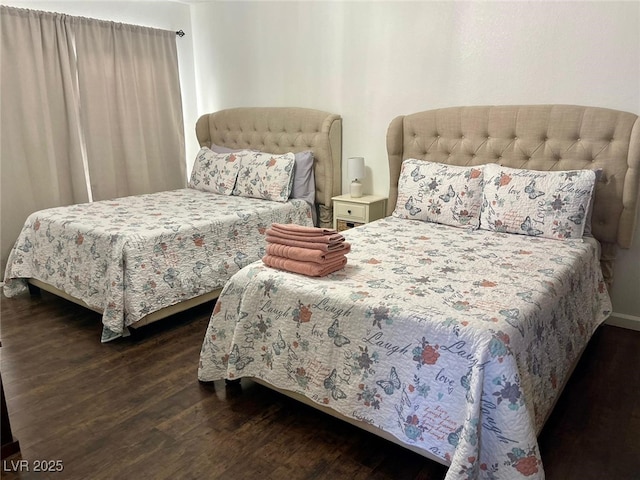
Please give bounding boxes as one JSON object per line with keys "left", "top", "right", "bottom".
{"left": 347, "top": 209, "right": 352, "bottom": 214}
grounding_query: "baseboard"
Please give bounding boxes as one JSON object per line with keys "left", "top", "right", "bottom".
{"left": 605, "top": 312, "right": 640, "bottom": 331}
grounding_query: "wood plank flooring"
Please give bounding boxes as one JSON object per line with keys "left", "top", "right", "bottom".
{"left": 1, "top": 290, "right": 639, "bottom": 479}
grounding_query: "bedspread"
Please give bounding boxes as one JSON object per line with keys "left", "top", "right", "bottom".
{"left": 198, "top": 217, "right": 610, "bottom": 480}
{"left": 4, "top": 189, "right": 311, "bottom": 341}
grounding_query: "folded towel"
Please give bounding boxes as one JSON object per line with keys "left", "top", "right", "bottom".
{"left": 266, "top": 235, "right": 347, "bottom": 252}
{"left": 266, "top": 228, "right": 345, "bottom": 244}
{"left": 271, "top": 223, "right": 338, "bottom": 236}
{"left": 262, "top": 254, "right": 347, "bottom": 277}
{"left": 266, "top": 243, "right": 351, "bottom": 264}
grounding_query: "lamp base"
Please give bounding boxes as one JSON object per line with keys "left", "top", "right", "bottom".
{"left": 350, "top": 181, "right": 363, "bottom": 198}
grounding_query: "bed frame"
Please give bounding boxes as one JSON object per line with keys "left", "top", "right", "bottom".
{"left": 27, "top": 107, "right": 342, "bottom": 330}
{"left": 241, "top": 104, "right": 639, "bottom": 468}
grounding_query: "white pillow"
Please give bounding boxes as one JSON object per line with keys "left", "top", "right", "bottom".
{"left": 233, "top": 151, "right": 296, "bottom": 202}
{"left": 480, "top": 164, "right": 596, "bottom": 240}
{"left": 188, "top": 147, "right": 243, "bottom": 195}
{"left": 392, "top": 159, "right": 484, "bottom": 228}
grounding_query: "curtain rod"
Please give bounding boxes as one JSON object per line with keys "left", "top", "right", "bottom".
{"left": 176, "top": 30, "right": 185, "bottom": 37}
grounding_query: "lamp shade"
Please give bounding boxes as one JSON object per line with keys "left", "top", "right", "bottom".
{"left": 348, "top": 157, "right": 365, "bottom": 181}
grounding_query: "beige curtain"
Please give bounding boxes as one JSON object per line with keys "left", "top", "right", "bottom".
{"left": 73, "top": 18, "right": 186, "bottom": 200}
{"left": 1, "top": 7, "right": 186, "bottom": 273}
{"left": 0, "top": 6, "right": 90, "bottom": 274}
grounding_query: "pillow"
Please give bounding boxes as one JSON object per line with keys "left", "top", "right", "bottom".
{"left": 211, "top": 143, "right": 316, "bottom": 222}
{"left": 290, "top": 150, "right": 316, "bottom": 209}
{"left": 209, "top": 143, "right": 238, "bottom": 154}
{"left": 233, "top": 151, "right": 296, "bottom": 202}
{"left": 211, "top": 143, "right": 315, "bottom": 202}
{"left": 583, "top": 168, "right": 602, "bottom": 237}
{"left": 188, "top": 147, "right": 243, "bottom": 195}
{"left": 480, "top": 164, "right": 596, "bottom": 240}
{"left": 392, "top": 159, "right": 484, "bottom": 228}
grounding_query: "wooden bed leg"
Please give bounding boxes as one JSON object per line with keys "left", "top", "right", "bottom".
{"left": 27, "top": 282, "right": 41, "bottom": 296}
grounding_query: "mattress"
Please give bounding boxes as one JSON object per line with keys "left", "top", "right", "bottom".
{"left": 4, "top": 188, "right": 312, "bottom": 341}
{"left": 197, "top": 216, "right": 611, "bottom": 479}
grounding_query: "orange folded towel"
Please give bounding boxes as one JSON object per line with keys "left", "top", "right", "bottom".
{"left": 265, "top": 235, "right": 346, "bottom": 252}
{"left": 262, "top": 254, "right": 347, "bottom": 277}
{"left": 266, "top": 242, "right": 351, "bottom": 264}
{"left": 266, "top": 228, "right": 345, "bottom": 244}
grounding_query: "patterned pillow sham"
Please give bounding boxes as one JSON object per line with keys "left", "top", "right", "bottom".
{"left": 188, "top": 147, "right": 244, "bottom": 195}
{"left": 392, "top": 159, "right": 484, "bottom": 228}
{"left": 480, "top": 163, "right": 596, "bottom": 240}
{"left": 210, "top": 143, "right": 315, "bottom": 206}
{"left": 233, "top": 151, "right": 296, "bottom": 202}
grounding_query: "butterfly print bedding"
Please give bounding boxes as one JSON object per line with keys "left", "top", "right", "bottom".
{"left": 199, "top": 216, "right": 610, "bottom": 480}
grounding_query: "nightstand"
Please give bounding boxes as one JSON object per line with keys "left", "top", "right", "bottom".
{"left": 332, "top": 194, "right": 388, "bottom": 231}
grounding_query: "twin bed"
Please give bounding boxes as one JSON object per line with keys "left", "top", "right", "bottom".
{"left": 4, "top": 104, "right": 639, "bottom": 479}
{"left": 3, "top": 107, "right": 342, "bottom": 341}
{"left": 197, "top": 105, "right": 639, "bottom": 479}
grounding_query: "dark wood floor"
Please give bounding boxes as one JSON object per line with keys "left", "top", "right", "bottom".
{"left": 1, "top": 290, "right": 639, "bottom": 480}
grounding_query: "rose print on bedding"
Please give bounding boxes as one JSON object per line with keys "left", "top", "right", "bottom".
{"left": 505, "top": 446, "right": 542, "bottom": 477}
{"left": 413, "top": 337, "right": 441, "bottom": 368}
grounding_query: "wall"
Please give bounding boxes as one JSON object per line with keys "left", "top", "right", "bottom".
{"left": 190, "top": 1, "right": 640, "bottom": 326}
{"left": 2, "top": 0, "right": 199, "bottom": 173}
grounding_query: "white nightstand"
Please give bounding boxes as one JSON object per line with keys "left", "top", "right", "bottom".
{"left": 332, "top": 194, "right": 388, "bottom": 231}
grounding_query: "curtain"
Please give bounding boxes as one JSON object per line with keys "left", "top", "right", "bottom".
{"left": 0, "top": 7, "right": 186, "bottom": 273}
{"left": 73, "top": 18, "right": 186, "bottom": 200}
{"left": 0, "top": 7, "right": 89, "bottom": 274}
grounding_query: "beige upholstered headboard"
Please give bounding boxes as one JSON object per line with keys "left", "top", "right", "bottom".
{"left": 387, "top": 105, "right": 640, "bottom": 286}
{"left": 196, "top": 107, "right": 342, "bottom": 228}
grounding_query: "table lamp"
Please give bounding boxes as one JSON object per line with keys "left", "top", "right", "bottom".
{"left": 348, "top": 156, "right": 365, "bottom": 198}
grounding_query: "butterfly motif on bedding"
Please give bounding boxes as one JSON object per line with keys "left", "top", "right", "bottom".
{"left": 163, "top": 268, "right": 178, "bottom": 287}
{"left": 272, "top": 330, "right": 286, "bottom": 355}
{"left": 439, "top": 185, "right": 455, "bottom": 203}
{"left": 228, "top": 343, "right": 254, "bottom": 370}
{"left": 18, "top": 237, "right": 33, "bottom": 252}
{"left": 405, "top": 196, "right": 422, "bottom": 216}
{"left": 250, "top": 172, "right": 262, "bottom": 187}
{"left": 499, "top": 308, "right": 525, "bottom": 337}
{"left": 234, "top": 252, "right": 249, "bottom": 269}
{"left": 193, "top": 261, "right": 207, "bottom": 277}
{"left": 410, "top": 165, "right": 425, "bottom": 182}
{"left": 516, "top": 291, "right": 541, "bottom": 308}
{"left": 520, "top": 216, "right": 543, "bottom": 236}
{"left": 323, "top": 369, "right": 347, "bottom": 400}
{"left": 376, "top": 366, "right": 401, "bottom": 395}
{"left": 327, "top": 319, "right": 351, "bottom": 347}
{"left": 568, "top": 204, "right": 585, "bottom": 225}
{"left": 524, "top": 180, "right": 544, "bottom": 199}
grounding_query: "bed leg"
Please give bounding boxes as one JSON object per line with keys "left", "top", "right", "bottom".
{"left": 27, "top": 282, "right": 41, "bottom": 296}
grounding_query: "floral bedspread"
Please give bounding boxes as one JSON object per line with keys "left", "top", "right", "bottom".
{"left": 198, "top": 217, "right": 610, "bottom": 480}
{"left": 3, "top": 189, "right": 312, "bottom": 341}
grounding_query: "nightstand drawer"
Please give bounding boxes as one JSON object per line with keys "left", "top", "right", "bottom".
{"left": 334, "top": 202, "right": 366, "bottom": 221}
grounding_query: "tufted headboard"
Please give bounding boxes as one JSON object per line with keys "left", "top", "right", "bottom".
{"left": 387, "top": 105, "right": 640, "bottom": 286}
{"left": 196, "top": 107, "right": 342, "bottom": 228}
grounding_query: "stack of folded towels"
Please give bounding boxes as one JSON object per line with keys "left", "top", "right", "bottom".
{"left": 262, "top": 223, "right": 351, "bottom": 277}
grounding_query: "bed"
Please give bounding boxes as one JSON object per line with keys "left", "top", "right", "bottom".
{"left": 197, "top": 105, "right": 639, "bottom": 479}
{"left": 3, "top": 107, "right": 342, "bottom": 341}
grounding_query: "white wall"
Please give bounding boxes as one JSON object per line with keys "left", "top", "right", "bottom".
{"left": 2, "top": 0, "right": 200, "bottom": 172}
{"left": 190, "top": 1, "right": 640, "bottom": 324}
